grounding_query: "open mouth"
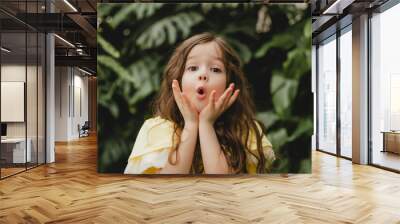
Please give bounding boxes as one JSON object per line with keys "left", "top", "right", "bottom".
{"left": 196, "top": 86, "right": 206, "bottom": 100}
{"left": 197, "top": 87, "right": 204, "bottom": 95}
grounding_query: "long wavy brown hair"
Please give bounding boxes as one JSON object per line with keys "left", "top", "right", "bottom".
{"left": 152, "top": 32, "right": 269, "bottom": 174}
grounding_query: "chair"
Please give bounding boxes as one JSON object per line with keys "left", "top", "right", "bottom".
{"left": 78, "top": 121, "right": 90, "bottom": 138}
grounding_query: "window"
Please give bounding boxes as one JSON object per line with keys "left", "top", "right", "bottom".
{"left": 0, "top": 1, "right": 47, "bottom": 179}
{"left": 339, "top": 27, "right": 352, "bottom": 158}
{"left": 370, "top": 2, "right": 400, "bottom": 171}
{"left": 317, "top": 35, "right": 337, "bottom": 154}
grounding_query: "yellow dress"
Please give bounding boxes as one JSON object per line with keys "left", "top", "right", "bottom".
{"left": 124, "top": 116, "right": 275, "bottom": 174}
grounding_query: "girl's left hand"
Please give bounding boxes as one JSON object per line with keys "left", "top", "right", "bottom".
{"left": 199, "top": 83, "right": 240, "bottom": 125}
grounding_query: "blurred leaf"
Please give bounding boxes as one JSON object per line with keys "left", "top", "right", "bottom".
{"left": 256, "top": 110, "right": 279, "bottom": 129}
{"left": 109, "top": 101, "right": 119, "bottom": 118}
{"left": 303, "top": 19, "right": 311, "bottom": 39}
{"left": 220, "top": 23, "right": 256, "bottom": 37}
{"left": 267, "top": 128, "right": 288, "bottom": 150}
{"left": 274, "top": 157, "right": 289, "bottom": 173}
{"left": 255, "top": 33, "right": 295, "bottom": 58}
{"left": 98, "top": 55, "right": 140, "bottom": 87}
{"left": 108, "top": 4, "right": 136, "bottom": 29}
{"left": 271, "top": 72, "right": 298, "bottom": 116}
{"left": 137, "top": 11, "right": 203, "bottom": 49}
{"left": 109, "top": 3, "right": 163, "bottom": 29}
{"left": 136, "top": 3, "right": 163, "bottom": 20}
{"left": 288, "top": 118, "right": 313, "bottom": 142}
{"left": 201, "top": 3, "right": 241, "bottom": 12}
{"left": 283, "top": 47, "right": 310, "bottom": 79}
{"left": 98, "top": 34, "right": 120, "bottom": 58}
{"left": 129, "top": 78, "right": 153, "bottom": 106}
{"left": 98, "top": 4, "right": 114, "bottom": 20}
{"left": 298, "top": 159, "right": 311, "bottom": 173}
{"left": 224, "top": 37, "right": 252, "bottom": 63}
{"left": 100, "top": 138, "right": 129, "bottom": 169}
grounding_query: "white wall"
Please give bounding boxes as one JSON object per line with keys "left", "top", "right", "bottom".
{"left": 1, "top": 63, "right": 46, "bottom": 164}
{"left": 55, "top": 66, "right": 69, "bottom": 141}
{"left": 54, "top": 66, "right": 89, "bottom": 141}
{"left": 1, "top": 65, "right": 39, "bottom": 137}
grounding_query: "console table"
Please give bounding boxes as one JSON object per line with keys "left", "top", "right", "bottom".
{"left": 1, "top": 138, "right": 32, "bottom": 164}
{"left": 381, "top": 131, "right": 400, "bottom": 154}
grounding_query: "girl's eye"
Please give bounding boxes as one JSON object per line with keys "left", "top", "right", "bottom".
{"left": 187, "top": 66, "right": 198, "bottom": 72}
{"left": 211, "top": 67, "right": 222, "bottom": 73}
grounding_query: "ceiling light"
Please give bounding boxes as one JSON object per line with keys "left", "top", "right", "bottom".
{"left": 1, "top": 47, "right": 11, "bottom": 53}
{"left": 63, "top": 0, "right": 78, "bottom": 12}
{"left": 54, "top": 34, "right": 75, "bottom": 48}
{"left": 78, "top": 67, "right": 92, "bottom": 76}
{"left": 322, "top": 0, "right": 354, "bottom": 15}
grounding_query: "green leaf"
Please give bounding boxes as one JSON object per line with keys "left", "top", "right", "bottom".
{"left": 303, "top": 20, "right": 311, "bottom": 39}
{"left": 298, "top": 159, "right": 311, "bottom": 173}
{"left": 109, "top": 3, "right": 163, "bottom": 29}
{"left": 256, "top": 111, "right": 279, "bottom": 129}
{"left": 98, "top": 55, "right": 140, "bottom": 88}
{"left": 108, "top": 4, "right": 136, "bottom": 29}
{"left": 288, "top": 118, "right": 313, "bottom": 142}
{"left": 224, "top": 37, "right": 252, "bottom": 63}
{"left": 98, "top": 4, "right": 115, "bottom": 20}
{"left": 201, "top": 3, "right": 242, "bottom": 12}
{"left": 274, "top": 157, "right": 289, "bottom": 173}
{"left": 137, "top": 3, "right": 163, "bottom": 19}
{"left": 267, "top": 128, "right": 288, "bottom": 150}
{"left": 283, "top": 47, "right": 310, "bottom": 79}
{"left": 271, "top": 72, "right": 298, "bottom": 116}
{"left": 255, "top": 33, "right": 296, "bottom": 58}
{"left": 129, "top": 78, "right": 153, "bottom": 106}
{"left": 109, "top": 101, "right": 119, "bottom": 118}
{"left": 98, "top": 34, "right": 120, "bottom": 58}
{"left": 137, "top": 11, "right": 203, "bottom": 49}
{"left": 220, "top": 23, "right": 255, "bottom": 37}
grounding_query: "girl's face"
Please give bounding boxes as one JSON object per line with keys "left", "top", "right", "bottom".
{"left": 181, "top": 41, "right": 227, "bottom": 112}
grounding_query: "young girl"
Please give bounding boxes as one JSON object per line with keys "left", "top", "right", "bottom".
{"left": 124, "top": 32, "right": 275, "bottom": 174}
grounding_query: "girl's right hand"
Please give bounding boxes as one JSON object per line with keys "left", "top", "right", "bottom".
{"left": 172, "top": 79, "right": 198, "bottom": 126}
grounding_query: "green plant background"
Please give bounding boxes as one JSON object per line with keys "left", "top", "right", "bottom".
{"left": 97, "top": 3, "right": 312, "bottom": 173}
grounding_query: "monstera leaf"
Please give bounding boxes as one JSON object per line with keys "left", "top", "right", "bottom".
{"left": 137, "top": 11, "right": 203, "bottom": 49}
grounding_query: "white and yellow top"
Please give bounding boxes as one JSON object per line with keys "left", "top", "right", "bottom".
{"left": 124, "top": 116, "right": 275, "bottom": 174}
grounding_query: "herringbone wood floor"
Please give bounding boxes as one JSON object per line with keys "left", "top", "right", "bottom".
{"left": 1, "top": 135, "right": 400, "bottom": 224}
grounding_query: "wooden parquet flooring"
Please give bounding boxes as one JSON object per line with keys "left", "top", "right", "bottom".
{"left": 1, "top": 135, "right": 400, "bottom": 223}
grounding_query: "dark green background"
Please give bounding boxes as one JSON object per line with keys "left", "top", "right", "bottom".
{"left": 97, "top": 3, "right": 312, "bottom": 173}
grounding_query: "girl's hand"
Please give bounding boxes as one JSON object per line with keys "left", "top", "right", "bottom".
{"left": 199, "top": 83, "right": 240, "bottom": 125}
{"left": 172, "top": 79, "right": 199, "bottom": 126}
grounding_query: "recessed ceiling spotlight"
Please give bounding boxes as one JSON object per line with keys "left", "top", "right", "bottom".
{"left": 63, "top": 0, "right": 78, "bottom": 12}
{"left": 54, "top": 34, "right": 75, "bottom": 48}
{"left": 322, "top": 0, "right": 354, "bottom": 15}
{"left": 1, "top": 47, "right": 11, "bottom": 53}
{"left": 78, "top": 67, "right": 92, "bottom": 76}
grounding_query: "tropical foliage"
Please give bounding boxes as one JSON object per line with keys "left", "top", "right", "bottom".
{"left": 97, "top": 3, "right": 312, "bottom": 173}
